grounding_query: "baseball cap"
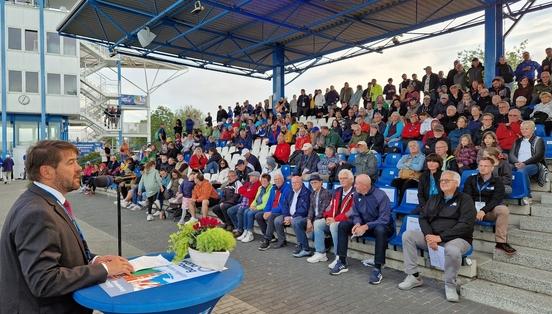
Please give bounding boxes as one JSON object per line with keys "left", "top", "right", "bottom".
{"left": 241, "top": 148, "right": 250, "bottom": 156}
{"left": 248, "top": 171, "right": 261, "bottom": 177}
{"left": 236, "top": 159, "right": 245, "bottom": 166}
{"left": 302, "top": 143, "right": 313, "bottom": 151}
{"left": 434, "top": 124, "right": 445, "bottom": 132}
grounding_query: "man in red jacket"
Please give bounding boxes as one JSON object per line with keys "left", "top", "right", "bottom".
{"left": 402, "top": 113, "right": 422, "bottom": 141}
{"left": 496, "top": 108, "right": 522, "bottom": 153}
{"left": 273, "top": 134, "right": 291, "bottom": 165}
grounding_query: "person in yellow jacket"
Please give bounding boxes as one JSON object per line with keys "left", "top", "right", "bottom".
{"left": 370, "top": 78, "right": 384, "bottom": 102}
{"left": 239, "top": 173, "right": 274, "bottom": 243}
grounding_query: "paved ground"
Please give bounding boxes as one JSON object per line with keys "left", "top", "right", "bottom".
{"left": 0, "top": 181, "right": 508, "bottom": 313}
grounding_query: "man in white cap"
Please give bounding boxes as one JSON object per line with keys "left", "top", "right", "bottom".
{"left": 293, "top": 143, "right": 320, "bottom": 181}
{"left": 241, "top": 148, "right": 262, "bottom": 172}
{"left": 353, "top": 141, "right": 378, "bottom": 183}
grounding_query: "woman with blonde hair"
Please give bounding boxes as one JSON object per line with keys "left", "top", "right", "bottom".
{"left": 138, "top": 160, "right": 164, "bottom": 221}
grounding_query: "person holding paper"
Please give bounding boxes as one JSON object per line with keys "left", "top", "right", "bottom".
{"left": 398, "top": 170, "right": 476, "bottom": 303}
{"left": 330, "top": 174, "right": 393, "bottom": 286}
{"left": 463, "top": 157, "right": 517, "bottom": 255}
{"left": 0, "top": 141, "right": 134, "bottom": 314}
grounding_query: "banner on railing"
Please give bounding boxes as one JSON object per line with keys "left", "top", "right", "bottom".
{"left": 73, "top": 141, "right": 104, "bottom": 155}
{"left": 120, "top": 94, "right": 147, "bottom": 106}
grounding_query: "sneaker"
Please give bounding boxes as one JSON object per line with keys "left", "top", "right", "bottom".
{"left": 241, "top": 231, "right": 254, "bottom": 243}
{"left": 237, "top": 230, "right": 248, "bottom": 241}
{"left": 307, "top": 252, "right": 328, "bottom": 263}
{"left": 258, "top": 240, "right": 270, "bottom": 251}
{"left": 445, "top": 285, "right": 460, "bottom": 303}
{"left": 270, "top": 236, "right": 278, "bottom": 243}
{"left": 153, "top": 211, "right": 161, "bottom": 217}
{"left": 495, "top": 243, "right": 517, "bottom": 255}
{"left": 369, "top": 269, "right": 383, "bottom": 285}
{"left": 146, "top": 214, "right": 154, "bottom": 221}
{"left": 121, "top": 200, "right": 130, "bottom": 207}
{"left": 233, "top": 230, "right": 243, "bottom": 238}
{"left": 292, "top": 246, "right": 302, "bottom": 255}
{"left": 154, "top": 200, "right": 161, "bottom": 209}
{"left": 329, "top": 260, "right": 348, "bottom": 275}
{"left": 328, "top": 257, "right": 339, "bottom": 269}
{"left": 293, "top": 250, "right": 313, "bottom": 258}
{"left": 186, "top": 217, "right": 198, "bottom": 225}
{"left": 138, "top": 200, "right": 148, "bottom": 206}
{"left": 271, "top": 241, "right": 287, "bottom": 249}
{"left": 129, "top": 204, "right": 140, "bottom": 211}
{"left": 398, "top": 274, "right": 423, "bottom": 290}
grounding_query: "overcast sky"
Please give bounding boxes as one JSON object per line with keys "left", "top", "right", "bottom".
{"left": 118, "top": 7, "right": 551, "bottom": 122}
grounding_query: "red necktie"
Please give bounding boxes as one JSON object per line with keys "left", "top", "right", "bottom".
{"left": 63, "top": 200, "right": 74, "bottom": 218}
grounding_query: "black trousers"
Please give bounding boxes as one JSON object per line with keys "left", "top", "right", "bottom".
{"left": 212, "top": 202, "right": 235, "bottom": 227}
{"left": 391, "top": 178, "right": 419, "bottom": 203}
{"left": 337, "top": 221, "right": 393, "bottom": 266}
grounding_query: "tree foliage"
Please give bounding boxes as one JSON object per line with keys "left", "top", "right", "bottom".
{"left": 150, "top": 105, "right": 206, "bottom": 142}
{"left": 457, "top": 40, "right": 529, "bottom": 69}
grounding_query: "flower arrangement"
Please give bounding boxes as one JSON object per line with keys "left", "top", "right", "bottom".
{"left": 168, "top": 217, "right": 236, "bottom": 264}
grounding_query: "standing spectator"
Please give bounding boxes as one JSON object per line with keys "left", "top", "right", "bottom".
{"left": 466, "top": 57, "right": 484, "bottom": 87}
{"left": 308, "top": 170, "right": 354, "bottom": 265}
{"left": 216, "top": 105, "right": 228, "bottom": 123}
{"left": 362, "top": 83, "right": 372, "bottom": 108}
{"left": 325, "top": 85, "right": 340, "bottom": 108}
{"left": 340, "top": 82, "right": 353, "bottom": 104}
{"left": 185, "top": 117, "right": 194, "bottom": 134}
{"left": 370, "top": 79, "right": 383, "bottom": 102}
{"left": 515, "top": 51, "right": 541, "bottom": 85}
{"left": 510, "top": 120, "right": 547, "bottom": 189}
{"left": 138, "top": 160, "right": 164, "bottom": 221}
{"left": 314, "top": 89, "right": 326, "bottom": 116}
{"left": 204, "top": 112, "right": 213, "bottom": 128}
{"left": 103, "top": 142, "right": 111, "bottom": 162}
{"left": 398, "top": 171, "right": 476, "bottom": 303}
{"left": 173, "top": 119, "right": 183, "bottom": 138}
{"left": 350, "top": 85, "right": 363, "bottom": 107}
{"left": 289, "top": 94, "right": 298, "bottom": 116}
{"left": 330, "top": 174, "right": 393, "bottom": 286}
{"left": 383, "top": 78, "right": 396, "bottom": 100}
{"left": 156, "top": 124, "right": 167, "bottom": 143}
{"left": 400, "top": 73, "right": 412, "bottom": 90}
{"left": 541, "top": 47, "right": 552, "bottom": 77}
{"left": 2, "top": 154, "right": 14, "bottom": 184}
{"left": 496, "top": 56, "right": 515, "bottom": 90}
{"left": 297, "top": 89, "right": 310, "bottom": 117}
{"left": 411, "top": 74, "right": 423, "bottom": 92}
{"left": 446, "top": 60, "right": 460, "bottom": 87}
{"left": 421, "top": 66, "right": 439, "bottom": 102}
{"left": 452, "top": 63, "right": 468, "bottom": 90}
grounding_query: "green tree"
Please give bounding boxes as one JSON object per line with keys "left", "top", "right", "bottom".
{"left": 150, "top": 105, "right": 175, "bottom": 142}
{"left": 457, "top": 40, "right": 528, "bottom": 70}
{"left": 174, "top": 105, "right": 205, "bottom": 132}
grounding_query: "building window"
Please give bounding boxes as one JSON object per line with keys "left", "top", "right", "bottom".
{"left": 64, "top": 74, "right": 77, "bottom": 95}
{"left": 26, "top": 71, "right": 39, "bottom": 93}
{"left": 25, "top": 29, "right": 38, "bottom": 52}
{"left": 63, "top": 37, "right": 77, "bottom": 56}
{"left": 8, "top": 70, "right": 22, "bottom": 92}
{"left": 16, "top": 121, "right": 39, "bottom": 147}
{"left": 47, "top": 73, "right": 61, "bottom": 94}
{"left": 46, "top": 32, "right": 60, "bottom": 54}
{"left": 8, "top": 27, "right": 21, "bottom": 50}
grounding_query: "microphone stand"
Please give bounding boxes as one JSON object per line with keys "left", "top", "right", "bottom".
{"left": 116, "top": 184, "right": 122, "bottom": 256}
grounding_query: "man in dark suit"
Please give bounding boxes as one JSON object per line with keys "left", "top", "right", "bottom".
{"left": 0, "top": 140, "right": 133, "bottom": 314}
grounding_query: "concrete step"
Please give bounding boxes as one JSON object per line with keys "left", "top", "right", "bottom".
{"left": 531, "top": 204, "right": 552, "bottom": 217}
{"left": 477, "top": 261, "right": 552, "bottom": 296}
{"left": 508, "top": 228, "right": 552, "bottom": 252}
{"left": 494, "top": 245, "right": 552, "bottom": 272}
{"left": 541, "top": 193, "right": 552, "bottom": 204}
{"left": 520, "top": 216, "right": 552, "bottom": 233}
{"left": 530, "top": 180, "right": 551, "bottom": 193}
{"left": 461, "top": 280, "right": 552, "bottom": 314}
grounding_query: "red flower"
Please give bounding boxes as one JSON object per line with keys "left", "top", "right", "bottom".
{"left": 198, "top": 217, "right": 221, "bottom": 229}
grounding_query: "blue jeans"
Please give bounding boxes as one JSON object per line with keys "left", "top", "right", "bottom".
{"left": 243, "top": 208, "right": 258, "bottom": 231}
{"left": 204, "top": 161, "right": 219, "bottom": 174}
{"left": 228, "top": 205, "right": 246, "bottom": 231}
{"left": 292, "top": 216, "right": 310, "bottom": 251}
{"left": 313, "top": 218, "right": 339, "bottom": 255}
{"left": 517, "top": 163, "right": 539, "bottom": 196}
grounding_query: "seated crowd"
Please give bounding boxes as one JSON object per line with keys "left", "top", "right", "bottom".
{"left": 81, "top": 49, "right": 552, "bottom": 303}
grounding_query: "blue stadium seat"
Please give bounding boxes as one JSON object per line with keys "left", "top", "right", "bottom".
{"left": 348, "top": 153, "right": 357, "bottom": 163}
{"left": 459, "top": 170, "right": 478, "bottom": 191}
{"left": 360, "top": 216, "right": 396, "bottom": 243}
{"left": 393, "top": 188, "right": 419, "bottom": 216}
{"left": 216, "top": 140, "right": 227, "bottom": 147}
{"left": 281, "top": 165, "right": 291, "bottom": 178}
{"left": 333, "top": 183, "right": 342, "bottom": 190}
{"left": 376, "top": 167, "right": 399, "bottom": 187}
{"left": 387, "top": 141, "right": 402, "bottom": 153}
{"left": 544, "top": 137, "right": 552, "bottom": 159}
{"left": 509, "top": 171, "right": 529, "bottom": 199}
{"left": 383, "top": 153, "right": 402, "bottom": 168}
{"left": 536, "top": 124, "right": 546, "bottom": 137}
{"left": 322, "top": 182, "right": 332, "bottom": 190}
{"left": 183, "top": 153, "right": 191, "bottom": 163}
{"left": 375, "top": 152, "right": 383, "bottom": 169}
{"left": 378, "top": 186, "right": 398, "bottom": 209}
{"left": 337, "top": 153, "right": 347, "bottom": 161}
{"left": 389, "top": 215, "right": 419, "bottom": 250}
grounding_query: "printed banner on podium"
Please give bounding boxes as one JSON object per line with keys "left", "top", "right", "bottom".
{"left": 100, "top": 259, "right": 219, "bottom": 297}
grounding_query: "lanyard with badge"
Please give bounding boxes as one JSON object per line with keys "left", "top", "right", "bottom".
{"left": 475, "top": 179, "right": 491, "bottom": 212}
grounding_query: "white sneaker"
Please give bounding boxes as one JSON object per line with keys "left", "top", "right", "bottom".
{"left": 328, "top": 256, "right": 339, "bottom": 269}
{"left": 154, "top": 200, "right": 161, "bottom": 209}
{"left": 241, "top": 231, "right": 254, "bottom": 243}
{"left": 153, "top": 211, "right": 161, "bottom": 217}
{"left": 237, "top": 230, "right": 248, "bottom": 241}
{"left": 445, "top": 285, "right": 459, "bottom": 302}
{"left": 146, "top": 214, "right": 154, "bottom": 221}
{"left": 138, "top": 200, "right": 148, "bottom": 206}
{"left": 186, "top": 217, "right": 198, "bottom": 225}
{"left": 307, "top": 252, "right": 328, "bottom": 263}
{"left": 129, "top": 204, "right": 140, "bottom": 211}
{"left": 121, "top": 200, "right": 130, "bottom": 207}
{"left": 398, "top": 274, "right": 424, "bottom": 290}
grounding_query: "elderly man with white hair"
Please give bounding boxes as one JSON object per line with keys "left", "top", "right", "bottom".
{"left": 398, "top": 170, "right": 476, "bottom": 303}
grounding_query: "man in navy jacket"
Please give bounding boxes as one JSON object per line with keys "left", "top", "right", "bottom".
{"left": 256, "top": 172, "right": 291, "bottom": 250}
{"left": 273, "top": 176, "right": 311, "bottom": 252}
{"left": 330, "top": 174, "right": 393, "bottom": 285}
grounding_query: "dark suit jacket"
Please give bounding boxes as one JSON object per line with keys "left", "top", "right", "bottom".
{"left": 0, "top": 184, "right": 107, "bottom": 314}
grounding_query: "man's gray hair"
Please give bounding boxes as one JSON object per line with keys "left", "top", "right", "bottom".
{"left": 338, "top": 169, "right": 354, "bottom": 180}
{"left": 442, "top": 170, "right": 461, "bottom": 186}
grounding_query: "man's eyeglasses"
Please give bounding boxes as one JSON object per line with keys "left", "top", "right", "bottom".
{"left": 439, "top": 179, "right": 456, "bottom": 183}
